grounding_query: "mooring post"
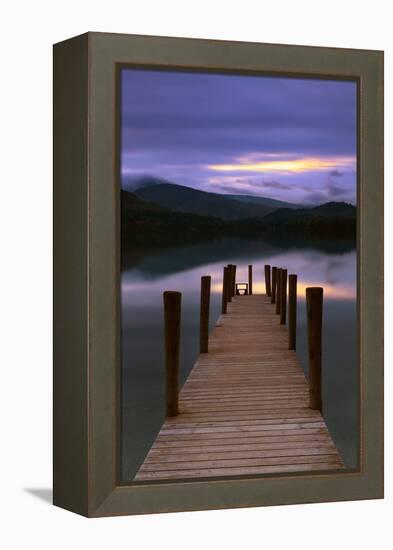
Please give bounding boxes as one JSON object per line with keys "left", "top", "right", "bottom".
{"left": 226, "top": 265, "right": 233, "bottom": 302}
{"left": 306, "top": 287, "right": 323, "bottom": 412}
{"left": 265, "top": 264, "right": 271, "bottom": 296}
{"left": 275, "top": 268, "right": 282, "bottom": 314}
{"left": 221, "top": 266, "right": 229, "bottom": 314}
{"left": 227, "top": 264, "right": 233, "bottom": 302}
{"left": 200, "top": 276, "right": 211, "bottom": 353}
{"left": 288, "top": 274, "right": 297, "bottom": 350}
{"left": 232, "top": 264, "right": 237, "bottom": 296}
{"left": 163, "top": 291, "right": 181, "bottom": 417}
{"left": 271, "top": 266, "right": 277, "bottom": 304}
{"left": 229, "top": 264, "right": 236, "bottom": 298}
{"left": 280, "top": 269, "right": 288, "bottom": 325}
{"left": 248, "top": 265, "right": 253, "bottom": 295}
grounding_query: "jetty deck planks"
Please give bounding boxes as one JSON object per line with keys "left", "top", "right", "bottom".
{"left": 135, "top": 294, "right": 344, "bottom": 481}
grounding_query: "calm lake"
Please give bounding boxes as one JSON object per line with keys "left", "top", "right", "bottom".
{"left": 121, "top": 238, "right": 357, "bottom": 481}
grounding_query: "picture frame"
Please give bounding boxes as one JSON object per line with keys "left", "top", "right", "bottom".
{"left": 53, "top": 31, "right": 383, "bottom": 517}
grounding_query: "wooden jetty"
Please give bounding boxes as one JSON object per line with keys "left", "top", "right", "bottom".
{"left": 135, "top": 267, "right": 344, "bottom": 481}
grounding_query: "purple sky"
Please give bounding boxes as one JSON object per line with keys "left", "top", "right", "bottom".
{"left": 120, "top": 69, "right": 357, "bottom": 205}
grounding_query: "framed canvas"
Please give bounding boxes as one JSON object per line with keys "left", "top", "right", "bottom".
{"left": 53, "top": 32, "right": 383, "bottom": 517}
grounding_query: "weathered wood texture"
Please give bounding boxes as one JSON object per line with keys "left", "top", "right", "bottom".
{"left": 163, "top": 291, "right": 181, "bottom": 417}
{"left": 200, "top": 276, "right": 211, "bottom": 353}
{"left": 288, "top": 274, "right": 297, "bottom": 350}
{"left": 280, "top": 269, "right": 288, "bottom": 325}
{"left": 226, "top": 267, "right": 233, "bottom": 303}
{"left": 135, "top": 294, "right": 342, "bottom": 480}
{"left": 271, "top": 266, "right": 277, "bottom": 304}
{"left": 265, "top": 264, "right": 271, "bottom": 296}
{"left": 221, "top": 266, "right": 229, "bottom": 314}
{"left": 248, "top": 265, "right": 253, "bottom": 295}
{"left": 276, "top": 268, "right": 282, "bottom": 315}
{"left": 307, "top": 287, "right": 323, "bottom": 412}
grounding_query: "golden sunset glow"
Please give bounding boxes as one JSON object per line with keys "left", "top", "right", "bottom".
{"left": 211, "top": 281, "right": 355, "bottom": 300}
{"left": 207, "top": 155, "right": 355, "bottom": 174}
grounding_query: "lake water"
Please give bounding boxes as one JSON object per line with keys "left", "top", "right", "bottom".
{"left": 121, "top": 238, "right": 358, "bottom": 481}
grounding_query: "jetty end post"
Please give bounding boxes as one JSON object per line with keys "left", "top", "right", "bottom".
{"left": 226, "top": 264, "right": 232, "bottom": 302}
{"left": 275, "top": 268, "right": 282, "bottom": 315}
{"left": 226, "top": 266, "right": 233, "bottom": 303}
{"left": 228, "top": 264, "right": 236, "bottom": 298}
{"left": 221, "top": 266, "right": 229, "bottom": 314}
{"left": 280, "top": 269, "right": 288, "bottom": 325}
{"left": 163, "top": 291, "right": 181, "bottom": 417}
{"left": 265, "top": 264, "right": 271, "bottom": 296}
{"left": 306, "top": 287, "right": 323, "bottom": 412}
{"left": 200, "top": 276, "right": 211, "bottom": 353}
{"left": 271, "top": 266, "right": 277, "bottom": 304}
{"left": 248, "top": 264, "right": 253, "bottom": 295}
{"left": 288, "top": 274, "right": 297, "bottom": 350}
{"left": 231, "top": 264, "right": 237, "bottom": 296}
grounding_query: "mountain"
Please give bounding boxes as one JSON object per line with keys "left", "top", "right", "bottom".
{"left": 121, "top": 189, "right": 228, "bottom": 245}
{"left": 253, "top": 202, "right": 356, "bottom": 238}
{"left": 121, "top": 174, "right": 172, "bottom": 191}
{"left": 261, "top": 201, "right": 356, "bottom": 223}
{"left": 225, "top": 194, "right": 307, "bottom": 210}
{"left": 121, "top": 187, "right": 166, "bottom": 213}
{"left": 121, "top": 192, "right": 356, "bottom": 268}
{"left": 134, "top": 183, "right": 276, "bottom": 220}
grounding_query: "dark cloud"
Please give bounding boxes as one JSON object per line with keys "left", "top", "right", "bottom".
{"left": 261, "top": 181, "right": 292, "bottom": 191}
{"left": 328, "top": 184, "right": 348, "bottom": 197}
{"left": 328, "top": 169, "right": 345, "bottom": 177}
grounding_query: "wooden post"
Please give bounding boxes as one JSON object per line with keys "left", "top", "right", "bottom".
{"left": 232, "top": 264, "right": 237, "bottom": 296}
{"left": 221, "top": 266, "right": 229, "bottom": 314}
{"left": 163, "top": 291, "right": 181, "bottom": 417}
{"left": 226, "top": 265, "right": 232, "bottom": 302}
{"left": 200, "top": 276, "right": 211, "bottom": 353}
{"left": 265, "top": 264, "right": 271, "bottom": 296}
{"left": 271, "top": 266, "right": 277, "bottom": 304}
{"left": 288, "top": 274, "right": 297, "bottom": 350}
{"left": 306, "top": 287, "right": 323, "bottom": 412}
{"left": 280, "top": 269, "right": 287, "bottom": 325}
{"left": 248, "top": 265, "right": 253, "bottom": 295}
{"left": 227, "top": 264, "right": 233, "bottom": 302}
{"left": 275, "top": 268, "right": 282, "bottom": 314}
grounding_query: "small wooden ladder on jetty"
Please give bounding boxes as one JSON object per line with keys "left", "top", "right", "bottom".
{"left": 135, "top": 265, "right": 344, "bottom": 481}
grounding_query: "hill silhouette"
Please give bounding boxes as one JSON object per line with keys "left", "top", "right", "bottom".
{"left": 225, "top": 193, "right": 306, "bottom": 209}
{"left": 135, "top": 183, "right": 276, "bottom": 220}
{"left": 121, "top": 189, "right": 356, "bottom": 269}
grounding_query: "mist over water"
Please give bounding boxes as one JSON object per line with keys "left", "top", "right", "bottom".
{"left": 121, "top": 238, "right": 357, "bottom": 481}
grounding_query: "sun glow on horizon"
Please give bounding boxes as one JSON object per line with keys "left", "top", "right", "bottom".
{"left": 207, "top": 155, "right": 355, "bottom": 174}
{"left": 210, "top": 281, "right": 355, "bottom": 300}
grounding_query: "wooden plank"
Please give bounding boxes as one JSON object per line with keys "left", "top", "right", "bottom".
{"left": 155, "top": 427, "right": 328, "bottom": 441}
{"left": 134, "top": 294, "right": 344, "bottom": 481}
{"left": 165, "top": 410, "right": 319, "bottom": 421}
{"left": 144, "top": 447, "right": 337, "bottom": 463}
{"left": 159, "top": 423, "right": 326, "bottom": 436}
{"left": 136, "top": 463, "right": 343, "bottom": 480}
{"left": 142, "top": 455, "right": 340, "bottom": 471}
{"left": 163, "top": 417, "right": 324, "bottom": 428}
{"left": 152, "top": 439, "right": 334, "bottom": 451}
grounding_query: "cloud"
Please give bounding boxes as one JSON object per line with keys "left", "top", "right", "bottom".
{"left": 328, "top": 169, "right": 345, "bottom": 177}
{"left": 261, "top": 180, "right": 292, "bottom": 190}
{"left": 120, "top": 68, "right": 357, "bottom": 202}
{"left": 207, "top": 155, "right": 355, "bottom": 175}
{"left": 328, "top": 184, "right": 348, "bottom": 197}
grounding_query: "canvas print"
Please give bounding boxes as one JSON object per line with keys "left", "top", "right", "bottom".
{"left": 119, "top": 68, "right": 357, "bottom": 482}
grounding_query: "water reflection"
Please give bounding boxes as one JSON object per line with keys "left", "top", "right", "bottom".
{"left": 121, "top": 238, "right": 357, "bottom": 480}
